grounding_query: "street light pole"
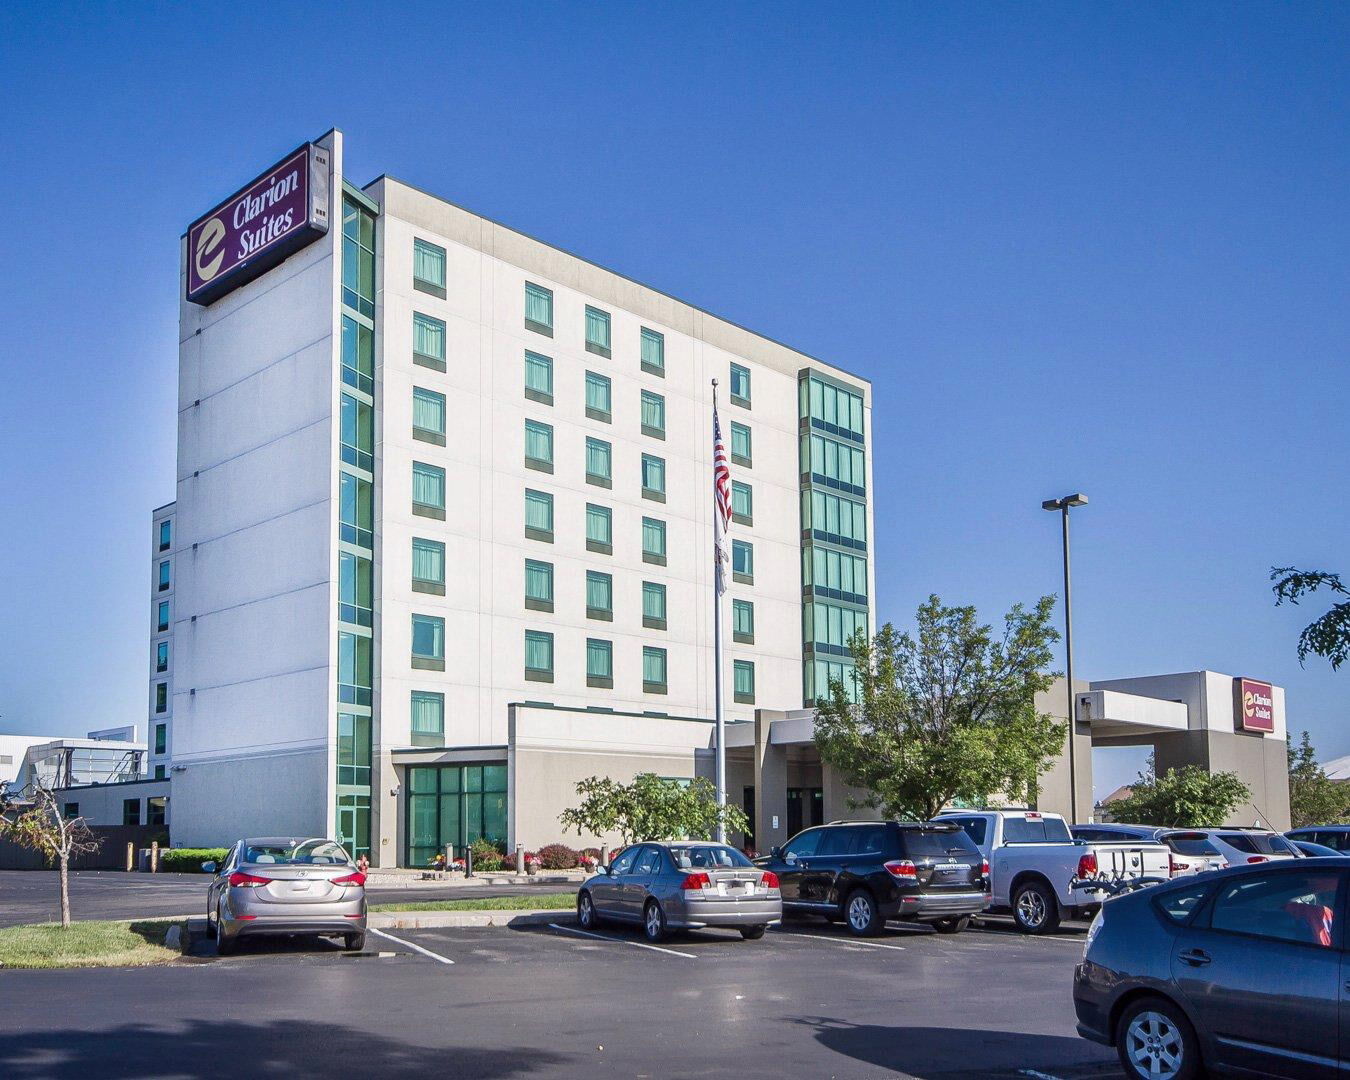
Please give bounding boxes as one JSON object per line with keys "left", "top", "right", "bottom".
{"left": 1042, "top": 493, "right": 1088, "bottom": 823}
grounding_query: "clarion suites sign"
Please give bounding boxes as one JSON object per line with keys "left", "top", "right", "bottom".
{"left": 186, "top": 142, "right": 331, "bottom": 305}
{"left": 1234, "top": 677, "right": 1276, "bottom": 734}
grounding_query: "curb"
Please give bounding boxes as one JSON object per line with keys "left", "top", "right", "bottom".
{"left": 370, "top": 910, "right": 570, "bottom": 930}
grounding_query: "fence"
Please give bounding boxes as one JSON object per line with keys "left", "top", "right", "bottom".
{"left": 0, "top": 825, "right": 168, "bottom": 870}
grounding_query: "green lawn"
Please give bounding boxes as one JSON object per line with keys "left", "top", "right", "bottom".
{"left": 371, "top": 892, "right": 576, "bottom": 913}
{"left": 0, "top": 919, "right": 182, "bottom": 969}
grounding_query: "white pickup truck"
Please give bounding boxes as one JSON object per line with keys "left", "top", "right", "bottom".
{"left": 936, "top": 809, "right": 1170, "bottom": 934}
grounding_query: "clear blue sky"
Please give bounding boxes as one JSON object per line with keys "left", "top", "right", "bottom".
{"left": 1, "top": 3, "right": 1345, "bottom": 799}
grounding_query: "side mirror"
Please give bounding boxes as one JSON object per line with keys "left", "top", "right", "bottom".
{"left": 769, "top": 846, "right": 783, "bottom": 859}
{"left": 595, "top": 864, "right": 610, "bottom": 876}
{"left": 201, "top": 861, "right": 217, "bottom": 874}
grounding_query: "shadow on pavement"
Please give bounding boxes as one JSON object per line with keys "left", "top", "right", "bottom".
{"left": 0, "top": 1018, "right": 572, "bottom": 1078}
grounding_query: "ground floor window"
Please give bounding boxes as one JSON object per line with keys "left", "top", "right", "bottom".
{"left": 406, "top": 763, "right": 507, "bottom": 868}
{"left": 337, "top": 792, "right": 371, "bottom": 858}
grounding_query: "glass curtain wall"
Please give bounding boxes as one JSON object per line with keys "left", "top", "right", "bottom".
{"left": 406, "top": 764, "right": 508, "bottom": 867}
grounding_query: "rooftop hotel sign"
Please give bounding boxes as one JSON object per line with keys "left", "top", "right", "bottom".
{"left": 1234, "top": 677, "right": 1275, "bottom": 734}
{"left": 186, "top": 143, "right": 331, "bottom": 305}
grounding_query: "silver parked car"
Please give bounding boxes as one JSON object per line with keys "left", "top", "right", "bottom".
{"left": 204, "top": 837, "right": 367, "bottom": 955}
{"left": 577, "top": 841, "right": 782, "bottom": 942}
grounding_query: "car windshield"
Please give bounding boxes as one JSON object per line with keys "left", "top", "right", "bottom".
{"left": 1219, "top": 832, "right": 1295, "bottom": 856}
{"left": 667, "top": 845, "right": 752, "bottom": 869}
{"left": 243, "top": 839, "right": 350, "bottom": 865}
{"left": 1003, "top": 816, "right": 1072, "bottom": 843}
{"left": 1165, "top": 834, "right": 1223, "bottom": 857}
{"left": 905, "top": 828, "right": 981, "bottom": 858}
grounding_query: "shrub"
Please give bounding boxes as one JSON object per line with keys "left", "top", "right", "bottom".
{"left": 469, "top": 837, "right": 505, "bottom": 871}
{"left": 536, "top": 843, "right": 580, "bottom": 870}
{"left": 159, "top": 848, "right": 229, "bottom": 874}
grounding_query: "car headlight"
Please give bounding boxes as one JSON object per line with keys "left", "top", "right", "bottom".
{"left": 1083, "top": 907, "right": 1105, "bottom": 957}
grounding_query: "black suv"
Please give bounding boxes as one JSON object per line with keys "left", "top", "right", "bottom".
{"left": 755, "top": 820, "right": 990, "bottom": 936}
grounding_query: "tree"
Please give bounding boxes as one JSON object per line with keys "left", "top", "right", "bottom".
{"left": 813, "top": 594, "right": 1065, "bottom": 821}
{"left": 1288, "top": 730, "right": 1350, "bottom": 829}
{"left": 1107, "top": 765, "right": 1249, "bottom": 828}
{"left": 1271, "top": 567, "right": 1350, "bottom": 670}
{"left": 0, "top": 780, "right": 102, "bottom": 928}
{"left": 559, "top": 774, "right": 749, "bottom": 847}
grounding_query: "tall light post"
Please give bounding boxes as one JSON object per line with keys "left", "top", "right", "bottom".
{"left": 1042, "top": 493, "right": 1088, "bottom": 823}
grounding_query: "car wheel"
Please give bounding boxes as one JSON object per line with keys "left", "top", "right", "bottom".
{"left": 844, "top": 889, "right": 883, "bottom": 936}
{"left": 214, "top": 905, "right": 234, "bottom": 956}
{"left": 344, "top": 932, "right": 365, "bottom": 951}
{"left": 1116, "top": 996, "right": 1201, "bottom": 1080}
{"left": 643, "top": 900, "right": 668, "bottom": 943}
{"left": 740, "top": 924, "right": 767, "bottom": 940}
{"left": 934, "top": 915, "right": 970, "bottom": 935}
{"left": 1012, "top": 880, "right": 1061, "bottom": 934}
{"left": 577, "top": 891, "right": 598, "bottom": 930}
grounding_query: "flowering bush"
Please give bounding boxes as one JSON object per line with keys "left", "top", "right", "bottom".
{"left": 536, "top": 843, "right": 581, "bottom": 870}
{"left": 469, "top": 837, "right": 506, "bottom": 871}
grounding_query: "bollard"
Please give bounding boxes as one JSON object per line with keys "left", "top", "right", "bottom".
{"left": 150, "top": 841, "right": 159, "bottom": 874}
{"left": 126, "top": 842, "right": 134, "bottom": 873}
{"left": 515, "top": 844, "right": 524, "bottom": 873}
{"left": 465, "top": 844, "right": 474, "bottom": 878}
{"left": 600, "top": 843, "right": 609, "bottom": 866}
{"left": 444, "top": 843, "right": 454, "bottom": 876}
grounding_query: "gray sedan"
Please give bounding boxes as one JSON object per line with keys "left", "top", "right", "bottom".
{"left": 204, "top": 837, "right": 367, "bottom": 955}
{"left": 577, "top": 841, "right": 782, "bottom": 942}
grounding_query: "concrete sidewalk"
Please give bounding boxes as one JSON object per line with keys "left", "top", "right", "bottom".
{"left": 365, "top": 868, "right": 587, "bottom": 888}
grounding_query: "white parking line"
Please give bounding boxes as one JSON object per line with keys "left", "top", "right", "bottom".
{"left": 778, "top": 932, "right": 906, "bottom": 951}
{"left": 547, "top": 922, "right": 698, "bottom": 959}
{"left": 370, "top": 927, "right": 455, "bottom": 965}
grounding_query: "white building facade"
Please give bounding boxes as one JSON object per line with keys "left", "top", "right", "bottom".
{"left": 165, "top": 130, "right": 874, "bottom": 865}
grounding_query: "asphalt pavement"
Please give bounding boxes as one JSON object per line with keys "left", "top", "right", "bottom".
{"left": 0, "top": 911, "right": 1122, "bottom": 1079}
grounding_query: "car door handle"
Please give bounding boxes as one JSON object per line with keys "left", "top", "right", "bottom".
{"left": 1179, "top": 949, "right": 1211, "bottom": 967}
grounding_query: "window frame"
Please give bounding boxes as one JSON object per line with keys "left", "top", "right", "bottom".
{"left": 525, "top": 282, "right": 554, "bottom": 336}
{"left": 640, "top": 390, "right": 666, "bottom": 440}
{"left": 524, "top": 350, "right": 553, "bottom": 406}
{"left": 730, "top": 363, "right": 751, "bottom": 407}
{"left": 410, "top": 690, "right": 445, "bottom": 747}
{"left": 732, "top": 598, "right": 755, "bottom": 644}
{"left": 585, "top": 305, "right": 612, "bottom": 358}
{"left": 586, "top": 637, "right": 614, "bottom": 688}
{"left": 640, "top": 327, "right": 665, "bottom": 376}
{"left": 642, "top": 581, "right": 667, "bottom": 630}
{"left": 586, "top": 570, "right": 614, "bottom": 621}
{"left": 729, "top": 421, "right": 752, "bottom": 468}
{"left": 413, "top": 311, "right": 447, "bottom": 371}
{"left": 585, "top": 370, "right": 612, "bottom": 423}
{"left": 412, "top": 385, "right": 447, "bottom": 446}
{"left": 411, "top": 537, "right": 446, "bottom": 595}
{"left": 641, "top": 454, "right": 666, "bottom": 502}
{"left": 642, "top": 516, "right": 667, "bottom": 566}
{"left": 585, "top": 503, "right": 613, "bottom": 555}
{"left": 731, "top": 480, "right": 753, "bottom": 526}
{"left": 734, "top": 659, "right": 755, "bottom": 704}
{"left": 525, "top": 629, "right": 555, "bottom": 682}
{"left": 585, "top": 436, "right": 612, "bottom": 488}
{"left": 411, "top": 613, "right": 446, "bottom": 670}
{"left": 412, "top": 238, "right": 447, "bottom": 298}
{"left": 642, "top": 645, "right": 668, "bottom": 695}
{"left": 732, "top": 539, "right": 754, "bottom": 583}
{"left": 524, "top": 558, "right": 554, "bottom": 612}
{"left": 412, "top": 461, "right": 446, "bottom": 519}
{"left": 524, "top": 418, "right": 554, "bottom": 473}
{"left": 524, "top": 488, "right": 554, "bottom": 543}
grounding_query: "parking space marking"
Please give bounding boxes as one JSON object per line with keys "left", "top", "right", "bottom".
{"left": 370, "top": 928, "right": 455, "bottom": 965}
{"left": 774, "top": 931, "right": 906, "bottom": 951}
{"left": 547, "top": 922, "right": 697, "bottom": 959}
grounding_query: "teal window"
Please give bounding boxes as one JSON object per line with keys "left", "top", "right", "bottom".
{"left": 123, "top": 798, "right": 141, "bottom": 826}
{"left": 341, "top": 393, "right": 374, "bottom": 471}
{"left": 338, "top": 631, "right": 372, "bottom": 705}
{"left": 155, "top": 682, "right": 167, "bottom": 713}
{"left": 734, "top": 659, "right": 755, "bottom": 703}
{"left": 643, "top": 646, "right": 668, "bottom": 693}
{"left": 524, "top": 559, "right": 553, "bottom": 609}
{"left": 732, "top": 481, "right": 753, "bottom": 524}
{"left": 732, "top": 540, "right": 754, "bottom": 581}
{"left": 642, "top": 581, "right": 667, "bottom": 629}
{"left": 730, "top": 363, "right": 751, "bottom": 405}
{"left": 413, "top": 238, "right": 446, "bottom": 294}
{"left": 640, "top": 327, "right": 664, "bottom": 375}
{"left": 341, "top": 473, "right": 374, "bottom": 546}
{"left": 158, "top": 560, "right": 170, "bottom": 591}
{"left": 805, "top": 432, "right": 867, "bottom": 493}
{"left": 146, "top": 795, "right": 167, "bottom": 825}
{"left": 641, "top": 454, "right": 665, "bottom": 500}
{"left": 733, "top": 599, "right": 754, "bottom": 642}
{"left": 586, "top": 638, "right": 613, "bottom": 686}
{"left": 524, "top": 351, "right": 553, "bottom": 404}
{"left": 585, "top": 503, "right": 612, "bottom": 552}
{"left": 341, "top": 315, "right": 374, "bottom": 395}
{"left": 158, "top": 519, "right": 171, "bottom": 551}
{"left": 412, "top": 462, "right": 445, "bottom": 512}
{"left": 410, "top": 692, "right": 444, "bottom": 747}
{"left": 586, "top": 570, "right": 613, "bottom": 619}
{"left": 804, "top": 489, "right": 868, "bottom": 548}
{"left": 406, "top": 763, "right": 507, "bottom": 867}
{"left": 412, "top": 538, "right": 445, "bottom": 589}
{"left": 412, "top": 614, "right": 445, "bottom": 661}
{"left": 413, "top": 312, "right": 446, "bottom": 368}
{"left": 525, "top": 419, "right": 554, "bottom": 470}
{"left": 585, "top": 437, "right": 612, "bottom": 486}
{"left": 641, "top": 390, "right": 665, "bottom": 438}
{"left": 807, "top": 600, "right": 869, "bottom": 652}
{"left": 807, "top": 547, "right": 869, "bottom": 602}
{"left": 154, "top": 723, "right": 166, "bottom": 755}
{"left": 339, "top": 551, "right": 373, "bottom": 626}
{"left": 413, "top": 386, "right": 446, "bottom": 438}
{"left": 585, "top": 371, "right": 612, "bottom": 421}
{"left": 730, "top": 421, "right": 752, "bottom": 466}
{"left": 156, "top": 601, "right": 170, "bottom": 633}
{"left": 342, "top": 197, "right": 376, "bottom": 318}
{"left": 525, "top": 630, "right": 554, "bottom": 680}
{"left": 803, "top": 375, "right": 865, "bottom": 438}
{"left": 642, "top": 517, "right": 666, "bottom": 564}
{"left": 337, "top": 712, "right": 372, "bottom": 785}
{"left": 524, "top": 488, "right": 553, "bottom": 541}
{"left": 585, "top": 305, "right": 611, "bottom": 357}
{"left": 525, "top": 282, "right": 553, "bottom": 333}
{"left": 156, "top": 641, "right": 169, "bottom": 672}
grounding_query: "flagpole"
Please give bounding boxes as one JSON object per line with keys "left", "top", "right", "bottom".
{"left": 711, "top": 379, "right": 727, "bottom": 843}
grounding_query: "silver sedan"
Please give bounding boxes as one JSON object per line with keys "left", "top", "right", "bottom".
{"left": 577, "top": 841, "right": 782, "bottom": 942}
{"left": 204, "top": 837, "right": 367, "bottom": 954}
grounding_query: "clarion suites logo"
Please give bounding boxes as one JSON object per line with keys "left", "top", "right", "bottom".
{"left": 1235, "top": 677, "right": 1275, "bottom": 734}
{"left": 186, "top": 142, "right": 331, "bottom": 306}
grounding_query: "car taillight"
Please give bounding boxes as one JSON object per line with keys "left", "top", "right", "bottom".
{"left": 980, "top": 858, "right": 990, "bottom": 878}
{"left": 760, "top": 871, "right": 780, "bottom": 889}
{"left": 679, "top": 872, "right": 711, "bottom": 891}
{"left": 1247, "top": 855, "right": 1269, "bottom": 864}
{"left": 884, "top": 860, "right": 917, "bottom": 880}
{"left": 228, "top": 872, "right": 271, "bottom": 888}
{"left": 1169, "top": 855, "right": 1190, "bottom": 874}
{"left": 331, "top": 872, "right": 366, "bottom": 887}
{"left": 1077, "top": 852, "right": 1098, "bottom": 879}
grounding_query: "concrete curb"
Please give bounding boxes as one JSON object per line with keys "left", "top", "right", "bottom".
{"left": 370, "top": 910, "right": 570, "bottom": 930}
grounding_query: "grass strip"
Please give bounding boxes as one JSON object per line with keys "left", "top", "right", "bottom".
{"left": 371, "top": 891, "right": 576, "bottom": 913}
{"left": 0, "top": 919, "right": 182, "bottom": 969}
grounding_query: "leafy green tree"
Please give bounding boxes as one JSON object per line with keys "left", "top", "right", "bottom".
{"left": 1288, "top": 730, "right": 1350, "bottom": 829}
{"left": 559, "top": 773, "right": 748, "bottom": 846}
{"left": 1107, "top": 765, "right": 1249, "bottom": 828}
{"left": 1271, "top": 567, "right": 1350, "bottom": 670}
{"left": 813, "top": 594, "right": 1065, "bottom": 821}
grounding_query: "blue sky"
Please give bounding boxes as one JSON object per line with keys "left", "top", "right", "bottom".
{"left": 1, "top": 3, "right": 1345, "bottom": 798}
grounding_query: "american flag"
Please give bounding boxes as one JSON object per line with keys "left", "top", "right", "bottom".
{"left": 713, "top": 404, "right": 732, "bottom": 594}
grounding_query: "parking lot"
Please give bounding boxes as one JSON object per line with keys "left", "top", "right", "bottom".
{"left": 0, "top": 900, "right": 1124, "bottom": 1079}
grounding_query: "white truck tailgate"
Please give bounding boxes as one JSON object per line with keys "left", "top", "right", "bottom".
{"left": 1096, "top": 843, "right": 1169, "bottom": 879}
